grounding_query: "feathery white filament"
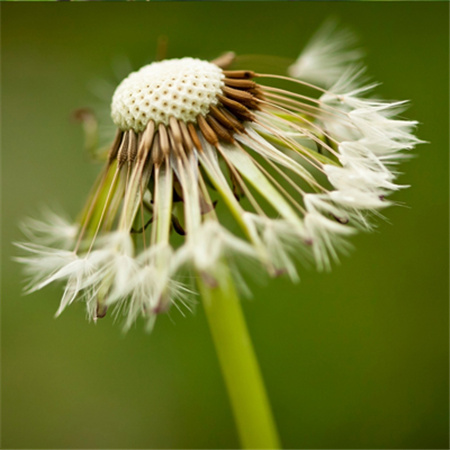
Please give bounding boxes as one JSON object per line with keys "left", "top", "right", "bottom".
{"left": 288, "top": 20, "right": 363, "bottom": 88}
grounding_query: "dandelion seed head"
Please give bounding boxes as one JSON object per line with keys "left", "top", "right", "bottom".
{"left": 16, "top": 23, "right": 422, "bottom": 330}
{"left": 111, "top": 57, "right": 224, "bottom": 132}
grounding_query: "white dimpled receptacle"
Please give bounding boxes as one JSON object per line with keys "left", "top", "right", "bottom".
{"left": 111, "top": 57, "right": 225, "bottom": 132}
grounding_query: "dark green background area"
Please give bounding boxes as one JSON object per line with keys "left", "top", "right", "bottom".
{"left": 1, "top": 2, "right": 448, "bottom": 449}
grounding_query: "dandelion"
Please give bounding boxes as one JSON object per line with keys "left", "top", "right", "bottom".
{"left": 16, "top": 23, "right": 421, "bottom": 449}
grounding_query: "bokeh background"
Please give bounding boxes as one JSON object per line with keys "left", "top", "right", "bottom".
{"left": 2, "top": 2, "right": 448, "bottom": 449}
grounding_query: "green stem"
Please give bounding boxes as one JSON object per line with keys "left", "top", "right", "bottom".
{"left": 198, "top": 269, "right": 281, "bottom": 449}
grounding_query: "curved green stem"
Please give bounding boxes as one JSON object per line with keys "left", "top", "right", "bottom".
{"left": 198, "top": 269, "right": 281, "bottom": 449}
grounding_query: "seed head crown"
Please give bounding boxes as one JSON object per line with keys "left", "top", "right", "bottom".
{"left": 111, "top": 57, "right": 225, "bottom": 132}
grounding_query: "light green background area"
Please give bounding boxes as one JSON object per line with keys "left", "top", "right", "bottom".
{"left": 2, "top": 2, "right": 449, "bottom": 449}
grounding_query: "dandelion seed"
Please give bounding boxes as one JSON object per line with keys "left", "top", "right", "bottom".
{"left": 16, "top": 25, "right": 422, "bottom": 329}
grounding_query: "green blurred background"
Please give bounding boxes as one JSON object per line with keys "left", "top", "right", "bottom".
{"left": 2, "top": 2, "right": 448, "bottom": 449}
